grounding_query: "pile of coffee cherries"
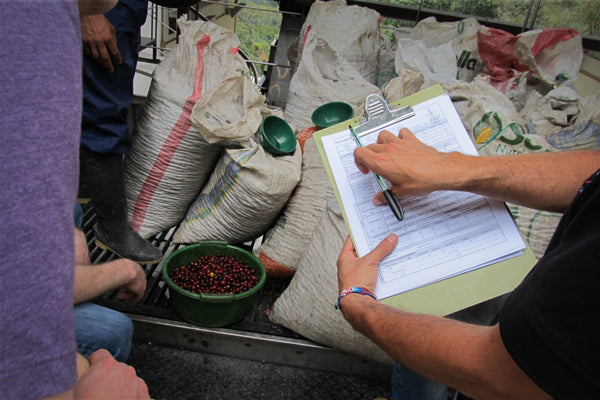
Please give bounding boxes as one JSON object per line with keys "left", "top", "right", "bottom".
{"left": 169, "top": 253, "right": 259, "bottom": 295}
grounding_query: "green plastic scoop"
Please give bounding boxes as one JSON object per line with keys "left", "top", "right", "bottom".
{"left": 311, "top": 101, "right": 354, "bottom": 129}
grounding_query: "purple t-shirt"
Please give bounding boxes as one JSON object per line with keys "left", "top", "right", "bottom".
{"left": 0, "top": 1, "right": 81, "bottom": 398}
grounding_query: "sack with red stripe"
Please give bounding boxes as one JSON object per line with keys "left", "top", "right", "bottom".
{"left": 124, "top": 19, "right": 250, "bottom": 239}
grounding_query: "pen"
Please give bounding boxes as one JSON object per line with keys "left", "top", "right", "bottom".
{"left": 349, "top": 125, "right": 405, "bottom": 221}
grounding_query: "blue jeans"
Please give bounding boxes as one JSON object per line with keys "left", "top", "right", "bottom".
{"left": 74, "top": 302, "right": 134, "bottom": 362}
{"left": 81, "top": 0, "right": 148, "bottom": 155}
{"left": 391, "top": 362, "right": 448, "bottom": 400}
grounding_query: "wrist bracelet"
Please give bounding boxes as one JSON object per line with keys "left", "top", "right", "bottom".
{"left": 334, "top": 287, "right": 378, "bottom": 310}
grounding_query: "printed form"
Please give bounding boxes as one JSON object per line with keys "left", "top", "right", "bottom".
{"left": 321, "top": 94, "right": 526, "bottom": 299}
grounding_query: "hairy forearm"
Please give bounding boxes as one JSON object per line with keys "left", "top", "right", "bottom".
{"left": 73, "top": 259, "right": 138, "bottom": 304}
{"left": 441, "top": 150, "right": 600, "bottom": 212}
{"left": 339, "top": 295, "right": 551, "bottom": 400}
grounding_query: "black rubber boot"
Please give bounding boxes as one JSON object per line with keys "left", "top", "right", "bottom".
{"left": 80, "top": 147, "right": 163, "bottom": 264}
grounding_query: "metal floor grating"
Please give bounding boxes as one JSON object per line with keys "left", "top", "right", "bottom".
{"left": 81, "top": 202, "right": 301, "bottom": 339}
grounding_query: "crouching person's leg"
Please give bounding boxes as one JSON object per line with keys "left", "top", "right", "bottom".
{"left": 74, "top": 302, "right": 134, "bottom": 362}
{"left": 391, "top": 361, "right": 448, "bottom": 400}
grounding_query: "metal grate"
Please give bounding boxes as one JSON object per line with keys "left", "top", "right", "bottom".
{"left": 81, "top": 202, "right": 300, "bottom": 338}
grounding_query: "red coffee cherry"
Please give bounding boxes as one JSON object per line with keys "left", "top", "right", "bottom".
{"left": 170, "top": 253, "right": 259, "bottom": 295}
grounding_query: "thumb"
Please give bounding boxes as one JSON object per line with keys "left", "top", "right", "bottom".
{"left": 86, "top": 348, "right": 113, "bottom": 365}
{"left": 364, "top": 234, "right": 398, "bottom": 264}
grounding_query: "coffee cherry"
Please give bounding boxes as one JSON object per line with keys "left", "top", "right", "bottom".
{"left": 169, "top": 253, "right": 259, "bottom": 295}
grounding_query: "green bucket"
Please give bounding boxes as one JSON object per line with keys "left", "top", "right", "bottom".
{"left": 162, "top": 241, "right": 266, "bottom": 327}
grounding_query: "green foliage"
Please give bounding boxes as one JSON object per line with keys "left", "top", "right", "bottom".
{"left": 235, "top": 0, "right": 281, "bottom": 75}
{"left": 496, "top": 0, "right": 531, "bottom": 25}
{"left": 537, "top": 0, "right": 600, "bottom": 35}
{"left": 376, "top": 0, "right": 499, "bottom": 18}
{"left": 372, "top": 0, "right": 598, "bottom": 35}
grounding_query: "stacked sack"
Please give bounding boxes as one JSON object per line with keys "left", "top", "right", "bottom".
{"left": 282, "top": 0, "right": 380, "bottom": 131}
{"left": 125, "top": 18, "right": 301, "bottom": 244}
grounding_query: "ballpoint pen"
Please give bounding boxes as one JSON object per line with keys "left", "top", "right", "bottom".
{"left": 349, "top": 125, "right": 405, "bottom": 221}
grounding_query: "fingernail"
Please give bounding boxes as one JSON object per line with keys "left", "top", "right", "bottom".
{"left": 373, "top": 198, "right": 384, "bottom": 206}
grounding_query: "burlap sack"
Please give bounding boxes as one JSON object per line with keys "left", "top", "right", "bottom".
{"left": 125, "top": 19, "right": 249, "bottom": 238}
{"left": 269, "top": 200, "right": 393, "bottom": 365}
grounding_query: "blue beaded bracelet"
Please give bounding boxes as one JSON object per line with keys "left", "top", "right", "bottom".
{"left": 334, "top": 287, "right": 378, "bottom": 310}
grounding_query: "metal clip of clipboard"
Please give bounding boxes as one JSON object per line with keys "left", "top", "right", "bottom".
{"left": 354, "top": 94, "right": 416, "bottom": 137}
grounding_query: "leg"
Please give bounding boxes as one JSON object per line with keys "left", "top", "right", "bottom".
{"left": 74, "top": 302, "right": 134, "bottom": 362}
{"left": 80, "top": 148, "right": 163, "bottom": 263}
{"left": 79, "top": 1, "right": 161, "bottom": 264}
{"left": 391, "top": 362, "right": 448, "bottom": 400}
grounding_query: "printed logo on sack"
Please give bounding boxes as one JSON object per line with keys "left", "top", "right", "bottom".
{"left": 456, "top": 50, "right": 478, "bottom": 71}
{"left": 473, "top": 111, "right": 544, "bottom": 154}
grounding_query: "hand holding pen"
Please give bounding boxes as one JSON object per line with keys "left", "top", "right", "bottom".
{"left": 350, "top": 125, "right": 405, "bottom": 221}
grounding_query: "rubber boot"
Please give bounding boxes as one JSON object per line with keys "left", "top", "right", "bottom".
{"left": 80, "top": 147, "right": 163, "bottom": 264}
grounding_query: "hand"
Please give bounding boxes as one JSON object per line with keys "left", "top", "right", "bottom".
{"left": 73, "top": 349, "right": 150, "bottom": 399}
{"left": 117, "top": 260, "right": 147, "bottom": 303}
{"left": 337, "top": 234, "right": 398, "bottom": 293}
{"left": 80, "top": 14, "right": 122, "bottom": 72}
{"left": 354, "top": 128, "right": 452, "bottom": 204}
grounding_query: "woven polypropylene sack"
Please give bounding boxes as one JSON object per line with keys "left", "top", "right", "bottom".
{"left": 269, "top": 200, "right": 393, "bottom": 365}
{"left": 124, "top": 19, "right": 249, "bottom": 238}
{"left": 409, "top": 17, "right": 485, "bottom": 83}
{"left": 296, "top": 0, "right": 381, "bottom": 85}
{"left": 172, "top": 134, "right": 302, "bottom": 244}
{"left": 284, "top": 29, "right": 379, "bottom": 131}
{"left": 190, "top": 73, "right": 266, "bottom": 145}
{"left": 257, "top": 136, "right": 336, "bottom": 278}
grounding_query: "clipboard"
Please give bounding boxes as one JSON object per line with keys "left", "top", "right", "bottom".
{"left": 313, "top": 85, "right": 537, "bottom": 316}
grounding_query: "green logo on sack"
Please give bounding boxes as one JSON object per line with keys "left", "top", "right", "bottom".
{"left": 473, "top": 112, "right": 544, "bottom": 153}
{"left": 473, "top": 111, "right": 503, "bottom": 147}
{"left": 456, "top": 50, "right": 478, "bottom": 71}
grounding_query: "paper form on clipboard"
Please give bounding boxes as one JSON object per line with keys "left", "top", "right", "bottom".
{"left": 314, "top": 85, "right": 536, "bottom": 314}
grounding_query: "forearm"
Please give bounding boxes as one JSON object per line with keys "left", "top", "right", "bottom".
{"left": 73, "top": 259, "right": 139, "bottom": 304}
{"left": 339, "top": 295, "right": 551, "bottom": 400}
{"left": 441, "top": 150, "right": 600, "bottom": 212}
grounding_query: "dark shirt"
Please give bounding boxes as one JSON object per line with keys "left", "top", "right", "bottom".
{"left": 500, "top": 169, "right": 600, "bottom": 399}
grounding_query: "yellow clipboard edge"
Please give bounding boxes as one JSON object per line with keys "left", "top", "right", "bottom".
{"left": 313, "top": 85, "right": 538, "bottom": 316}
{"left": 381, "top": 241, "right": 537, "bottom": 316}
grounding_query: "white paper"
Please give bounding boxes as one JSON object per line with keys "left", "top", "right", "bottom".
{"left": 321, "top": 94, "right": 526, "bottom": 299}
